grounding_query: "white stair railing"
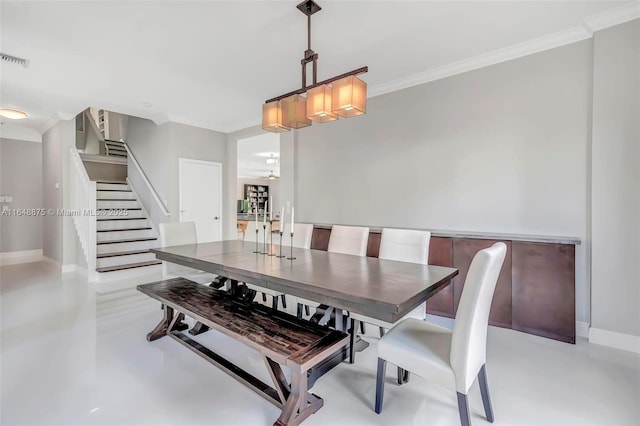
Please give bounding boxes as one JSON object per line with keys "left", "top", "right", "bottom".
{"left": 70, "top": 147, "right": 97, "bottom": 273}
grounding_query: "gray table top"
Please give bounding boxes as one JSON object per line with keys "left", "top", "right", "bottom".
{"left": 151, "top": 240, "right": 459, "bottom": 323}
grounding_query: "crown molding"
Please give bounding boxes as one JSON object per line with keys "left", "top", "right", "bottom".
{"left": 583, "top": 2, "right": 640, "bottom": 33}
{"left": 369, "top": 4, "right": 640, "bottom": 99}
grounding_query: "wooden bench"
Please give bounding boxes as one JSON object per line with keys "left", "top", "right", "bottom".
{"left": 137, "top": 277, "right": 349, "bottom": 426}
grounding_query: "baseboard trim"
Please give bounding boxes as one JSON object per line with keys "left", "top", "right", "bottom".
{"left": 0, "top": 249, "right": 43, "bottom": 265}
{"left": 61, "top": 264, "right": 76, "bottom": 273}
{"left": 576, "top": 321, "right": 590, "bottom": 339}
{"left": 589, "top": 327, "right": 640, "bottom": 353}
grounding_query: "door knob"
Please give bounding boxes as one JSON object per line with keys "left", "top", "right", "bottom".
{"left": 214, "top": 216, "right": 219, "bottom": 220}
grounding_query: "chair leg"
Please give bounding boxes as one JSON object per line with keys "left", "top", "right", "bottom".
{"left": 397, "top": 367, "right": 404, "bottom": 385}
{"left": 375, "top": 358, "right": 386, "bottom": 414}
{"left": 262, "top": 293, "right": 267, "bottom": 302}
{"left": 296, "top": 303, "right": 303, "bottom": 319}
{"left": 360, "top": 322, "right": 366, "bottom": 334}
{"left": 272, "top": 295, "right": 279, "bottom": 310}
{"left": 379, "top": 327, "right": 385, "bottom": 338}
{"left": 349, "top": 319, "right": 358, "bottom": 364}
{"left": 280, "top": 294, "right": 287, "bottom": 309}
{"left": 456, "top": 392, "right": 471, "bottom": 426}
{"left": 304, "top": 305, "right": 310, "bottom": 316}
{"left": 403, "top": 369, "right": 410, "bottom": 383}
{"left": 478, "top": 364, "right": 494, "bottom": 423}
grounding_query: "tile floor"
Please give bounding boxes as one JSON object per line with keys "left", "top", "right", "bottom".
{"left": 1, "top": 261, "right": 639, "bottom": 426}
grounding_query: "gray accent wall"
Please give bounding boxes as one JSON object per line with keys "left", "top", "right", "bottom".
{"left": 591, "top": 19, "right": 640, "bottom": 338}
{"left": 126, "top": 119, "right": 227, "bottom": 229}
{"left": 0, "top": 138, "right": 43, "bottom": 252}
{"left": 295, "top": 39, "right": 592, "bottom": 325}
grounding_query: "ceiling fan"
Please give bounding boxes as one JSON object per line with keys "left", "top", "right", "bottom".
{"left": 263, "top": 170, "right": 279, "bottom": 180}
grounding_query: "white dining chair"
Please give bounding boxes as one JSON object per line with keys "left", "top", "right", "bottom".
{"left": 159, "top": 222, "right": 218, "bottom": 285}
{"left": 243, "top": 220, "right": 287, "bottom": 310}
{"left": 327, "top": 225, "right": 370, "bottom": 256}
{"left": 348, "top": 228, "right": 430, "bottom": 364}
{"left": 374, "top": 242, "right": 507, "bottom": 426}
{"left": 281, "top": 222, "right": 315, "bottom": 250}
{"left": 243, "top": 220, "right": 266, "bottom": 244}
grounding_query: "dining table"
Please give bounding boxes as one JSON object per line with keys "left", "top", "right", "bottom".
{"left": 150, "top": 239, "right": 459, "bottom": 382}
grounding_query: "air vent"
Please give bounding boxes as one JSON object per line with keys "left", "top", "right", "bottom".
{"left": 1, "top": 53, "right": 29, "bottom": 68}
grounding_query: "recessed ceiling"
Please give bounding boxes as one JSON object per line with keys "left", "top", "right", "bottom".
{"left": 0, "top": 1, "right": 635, "bottom": 136}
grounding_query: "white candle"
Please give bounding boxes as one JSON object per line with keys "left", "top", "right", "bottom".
{"left": 280, "top": 206, "right": 284, "bottom": 227}
{"left": 255, "top": 205, "right": 258, "bottom": 226}
{"left": 263, "top": 201, "right": 267, "bottom": 225}
{"left": 270, "top": 197, "right": 273, "bottom": 221}
{"left": 290, "top": 207, "right": 294, "bottom": 231}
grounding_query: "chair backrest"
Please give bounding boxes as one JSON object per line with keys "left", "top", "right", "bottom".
{"left": 243, "top": 221, "right": 266, "bottom": 243}
{"left": 378, "top": 228, "right": 431, "bottom": 265}
{"left": 450, "top": 242, "right": 507, "bottom": 393}
{"left": 327, "top": 225, "right": 370, "bottom": 256}
{"left": 281, "top": 223, "right": 314, "bottom": 249}
{"left": 159, "top": 222, "right": 198, "bottom": 276}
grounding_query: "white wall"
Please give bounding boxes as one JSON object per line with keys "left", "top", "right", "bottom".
{"left": 42, "top": 119, "right": 76, "bottom": 265}
{"left": 591, "top": 19, "right": 640, "bottom": 339}
{"left": 295, "top": 39, "right": 592, "bottom": 324}
{"left": 0, "top": 138, "right": 43, "bottom": 253}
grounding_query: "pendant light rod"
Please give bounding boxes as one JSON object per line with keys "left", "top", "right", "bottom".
{"left": 265, "top": 66, "right": 368, "bottom": 104}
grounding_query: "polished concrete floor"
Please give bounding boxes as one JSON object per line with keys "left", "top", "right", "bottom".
{"left": 1, "top": 260, "right": 639, "bottom": 426}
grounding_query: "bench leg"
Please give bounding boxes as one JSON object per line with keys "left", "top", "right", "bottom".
{"left": 273, "top": 369, "right": 322, "bottom": 426}
{"left": 147, "top": 306, "right": 187, "bottom": 341}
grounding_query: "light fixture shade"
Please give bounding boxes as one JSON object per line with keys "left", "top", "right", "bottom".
{"left": 262, "top": 101, "right": 291, "bottom": 133}
{"left": 306, "top": 85, "right": 338, "bottom": 122}
{"left": 281, "top": 94, "right": 311, "bottom": 129}
{"left": 331, "top": 75, "right": 367, "bottom": 117}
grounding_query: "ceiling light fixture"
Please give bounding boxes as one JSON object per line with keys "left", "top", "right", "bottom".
{"left": 0, "top": 108, "right": 28, "bottom": 120}
{"left": 262, "top": 0, "right": 368, "bottom": 133}
{"left": 266, "top": 154, "right": 279, "bottom": 165}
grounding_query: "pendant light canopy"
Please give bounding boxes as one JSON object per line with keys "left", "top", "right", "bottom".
{"left": 262, "top": 0, "right": 367, "bottom": 133}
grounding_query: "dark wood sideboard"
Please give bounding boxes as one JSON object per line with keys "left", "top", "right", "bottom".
{"left": 310, "top": 227, "right": 577, "bottom": 344}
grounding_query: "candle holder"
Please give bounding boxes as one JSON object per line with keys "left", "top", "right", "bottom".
{"left": 252, "top": 228, "right": 260, "bottom": 253}
{"left": 286, "top": 232, "right": 296, "bottom": 260}
{"left": 276, "top": 231, "right": 285, "bottom": 258}
{"left": 261, "top": 224, "right": 268, "bottom": 254}
{"left": 267, "top": 220, "right": 276, "bottom": 256}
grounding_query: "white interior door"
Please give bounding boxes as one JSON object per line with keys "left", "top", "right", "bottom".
{"left": 179, "top": 158, "right": 222, "bottom": 243}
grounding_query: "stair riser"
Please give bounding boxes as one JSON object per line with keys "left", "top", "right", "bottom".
{"left": 96, "top": 252, "right": 157, "bottom": 268}
{"left": 97, "top": 200, "right": 139, "bottom": 209}
{"left": 97, "top": 219, "right": 149, "bottom": 230}
{"left": 97, "top": 209, "right": 146, "bottom": 219}
{"left": 97, "top": 229, "right": 155, "bottom": 242}
{"left": 97, "top": 190, "right": 135, "bottom": 200}
{"left": 97, "top": 239, "right": 158, "bottom": 254}
{"left": 97, "top": 183, "right": 129, "bottom": 191}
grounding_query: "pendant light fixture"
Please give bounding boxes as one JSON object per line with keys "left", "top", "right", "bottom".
{"left": 262, "top": 0, "right": 368, "bottom": 133}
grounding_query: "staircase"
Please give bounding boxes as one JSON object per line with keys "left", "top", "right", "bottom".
{"left": 104, "top": 139, "right": 127, "bottom": 158}
{"left": 96, "top": 181, "right": 161, "bottom": 273}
